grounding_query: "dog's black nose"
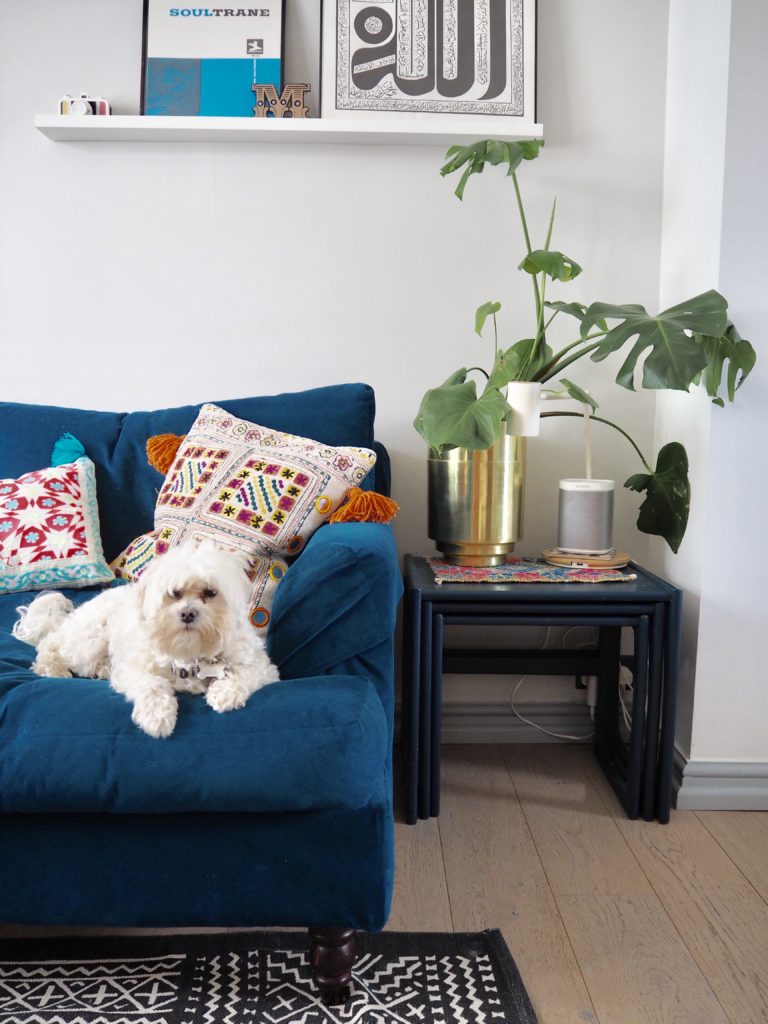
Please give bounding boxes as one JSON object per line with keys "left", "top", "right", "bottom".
{"left": 180, "top": 609, "right": 198, "bottom": 625}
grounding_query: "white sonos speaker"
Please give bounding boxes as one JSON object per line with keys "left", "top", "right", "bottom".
{"left": 557, "top": 479, "right": 615, "bottom": 556}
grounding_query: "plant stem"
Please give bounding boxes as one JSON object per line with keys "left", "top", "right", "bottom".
{"left": 536, "top": 339, "right": 605, "bottom": 381}
{"left": 511, "top": 171, "right": 541, "bottom": 321}
{"left": 534, "top": 333, "right": 607, "bottom": 382}
{"left": 544, "top": 197, "right": 557, "bottom": 250}
{"left": 541, "top": 411, "right": 653, "bottom": 472}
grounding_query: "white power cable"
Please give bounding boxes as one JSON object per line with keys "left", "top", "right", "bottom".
{"left": 509, "top": 676, "right": 595, "bottom": 741}
{"left": 507, "top": 625, "right": 597, "bottom": 741}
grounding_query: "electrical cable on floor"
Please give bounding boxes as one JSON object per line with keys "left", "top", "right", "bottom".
{"left": 509, "top": 675, "right": 595, "bottom": 741}
{"left": 506, "top": 625, "right": 642, "bottom": 741}
{"left": 507, "top": 625, "right": 597, "bottom": 741}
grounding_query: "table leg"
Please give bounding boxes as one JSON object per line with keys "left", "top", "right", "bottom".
{"left": 429, "top": 613, "right": 445, "bottom": 818}
{"left": 417, "top": 602, "right": 433, "bottom": 820}
{"left": 401, "top": 585, "right": 421, "bottom": 825}
{"left": 626, "top": 616, "right": 649, "bottom": 820}
{"left": 657, "top": 590, "right": 683, "bottom": 823}
{"left": 594, "top": 625, "right": 625, "bottom": 810}
{"left": 642, "top": 602, "right": 665, "bottom": 821}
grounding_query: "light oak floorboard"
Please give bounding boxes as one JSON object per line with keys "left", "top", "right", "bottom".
{"left": 615, "top": 814, "right": 768, "bottom": 1024}
{"left": 504, "top": 745, "right": 729, "bottom": 1023}
{"left": 578, "top": 745, "right": 768, "bottom": 1023}
{"left": 390, "top": 754, "right": 454, "bottom": 932}
{"left": 390, "top": 814, "right": 453, "bottom": 932}
{"left": 696, "top": 810, "right": 768, "bottom": 905}
{"left": 502, "top": 745, "right": 652, "bottom": 897}
{"left": 437, "top": 745, "right": 598, "bottom": 1024}
{"left": 557, "top": 893, "right": 730, "bottom": 1024}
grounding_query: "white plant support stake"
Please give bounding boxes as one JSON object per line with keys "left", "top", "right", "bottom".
{"left": 583, "top": 401, "right": 593, "bottom": 481}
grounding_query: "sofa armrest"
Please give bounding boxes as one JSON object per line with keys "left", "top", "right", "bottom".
{"left": 267, "top": 523, "right": 402, "bottom": 708}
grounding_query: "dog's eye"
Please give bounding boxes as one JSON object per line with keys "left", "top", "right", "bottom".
{"left": 202, "top": 588, "right": 218, "bottom": 600}
{"left": 171, "top": 589, "right": 182, "bottom": 599}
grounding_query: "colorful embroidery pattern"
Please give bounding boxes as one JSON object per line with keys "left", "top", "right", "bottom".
{"left": 0, "top": 458, "right": 113, "bottom": 594}
{"left": 111, "top": 405, "right": 377, "bottom": 627}
{"left": 427, "top": 557, "right": 636, "bottom": 585}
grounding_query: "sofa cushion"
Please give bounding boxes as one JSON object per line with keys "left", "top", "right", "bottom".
{"left": 0, "top": 385, "right": 377, "bottom": 563}
{"left": 0, "top": 458, "right": 113, "bottom": 594}
{"left": 109, "top": 404, "right": 377, "bottom": 629}
{"left": 0, "top": 591, "right": 388, "bottom": 815}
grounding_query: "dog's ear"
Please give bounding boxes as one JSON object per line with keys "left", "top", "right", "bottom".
{"left": 134, "top": 563, "right": 163, "bottom": 621}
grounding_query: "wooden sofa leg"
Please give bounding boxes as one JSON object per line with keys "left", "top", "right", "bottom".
{"left": 308, "top": 927, "right": 357, "bottom": 1005}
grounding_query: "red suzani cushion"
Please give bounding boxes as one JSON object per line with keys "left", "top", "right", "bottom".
{"left": 111, "top": 404, "right": 377, "bottom": 629}
{"left": 0, "top": 458, "right": 114, "bottom": 594}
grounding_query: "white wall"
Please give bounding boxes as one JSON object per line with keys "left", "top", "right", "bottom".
{"left": 0, "top": 1, "right": 671, "bottom": 709}
{"left": 686, "top": 0, "right": 768, "bottom": 764}
{"left": 654, "top": 0, "right": 732, "bottom": 757}
{"left": 657, "top": 0, "right": 768, "bottom": 773}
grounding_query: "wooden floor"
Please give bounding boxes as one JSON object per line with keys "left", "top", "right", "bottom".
{"left": 391, "top": 744, "right": 768, "bottom": 1024}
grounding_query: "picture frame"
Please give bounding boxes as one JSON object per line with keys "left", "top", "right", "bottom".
{"left": 320, "top": 0, "right": 537, "bottom": 127}
{"left": 141, "top": 1, "right": 286, "bottom": 117}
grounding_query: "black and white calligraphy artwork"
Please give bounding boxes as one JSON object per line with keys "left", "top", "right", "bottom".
{"left": 322, "top": 0, "right": 536, "bottom": 119}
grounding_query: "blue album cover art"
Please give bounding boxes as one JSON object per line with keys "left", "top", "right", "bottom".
{"left": 143, "top": 3, "right": 283, "bottom": 116}
{"left": 146, "top": 57, "right": 281, "bottom": 116}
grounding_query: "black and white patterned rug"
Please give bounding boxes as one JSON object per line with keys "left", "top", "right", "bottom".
{"left": 0, "top": 929, "right": 537, "bottom": 1023}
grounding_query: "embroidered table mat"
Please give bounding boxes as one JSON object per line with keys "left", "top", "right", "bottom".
{"left": 427, "top": 557, "right": 637, "bottom": 584}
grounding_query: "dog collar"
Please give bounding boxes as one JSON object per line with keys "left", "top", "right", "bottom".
{"left": 171, "top": 658, "right": 229, "bottom": 682}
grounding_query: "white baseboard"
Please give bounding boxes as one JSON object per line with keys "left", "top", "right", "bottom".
{"left": 396, "top": 700, "right": 594, "bottom": 744}
{"left": 674, "top": 749, "right": 768, "bottom": 810}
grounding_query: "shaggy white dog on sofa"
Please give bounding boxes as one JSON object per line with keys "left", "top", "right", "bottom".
{"left": 13, "top": 540, "right": 279, "bottom": 738}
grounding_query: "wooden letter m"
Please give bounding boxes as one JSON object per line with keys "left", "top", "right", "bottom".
{"left": 252, "top": 83, "right": 310, "bottom": 118}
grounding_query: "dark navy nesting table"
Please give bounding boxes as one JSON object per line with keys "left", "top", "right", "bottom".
{"left": 401, "top": 555, "right": 682, "bottom": 825}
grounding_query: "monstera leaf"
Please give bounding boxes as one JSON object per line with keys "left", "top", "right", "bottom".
{"left": 583, "top": 290, "right": 728, "bottom": 392}
{"left": 475, "top": 300, "right": 502, "bottom": 337}
{"left": 693, "top": 322, "right": 756, "bottom": 406}
{"left": 519, "top": 250, "right": 582, "bottom": 282}
{"left": 440, "top": 139, "right": 545, "bottom": 199}
{"left": 544, "top": 300, "right": 588, "bottom": 320}
{"left": 625, "top": 443, "right": 690, "bottom": 553}
{"left": 491, "top": 338, "right": 553, "bottom": 385}
{"left": 414, "top": 370, "right": 510, "bottom": 454}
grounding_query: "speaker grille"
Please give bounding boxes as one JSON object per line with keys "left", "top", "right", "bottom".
{"left": 557, "top": 488, "right": 614, "bottom": 554}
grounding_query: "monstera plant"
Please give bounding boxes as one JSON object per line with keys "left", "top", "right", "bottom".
{"left": 414, "top": 139, "right": 756, "bottom": 552}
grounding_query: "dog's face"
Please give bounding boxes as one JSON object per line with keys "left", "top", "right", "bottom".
{"left": 137, "top": 541, "right": 251, "bottom": 662}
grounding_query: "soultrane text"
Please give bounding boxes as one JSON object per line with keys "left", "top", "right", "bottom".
{"left": 169, "top": 8, "right": 272, "bottom": 15}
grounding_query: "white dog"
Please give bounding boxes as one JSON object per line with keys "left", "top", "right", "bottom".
{"left": 13, "top": 540, "right": 280, "bottom": 738}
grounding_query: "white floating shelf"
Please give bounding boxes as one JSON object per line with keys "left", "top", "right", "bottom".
{"left": 34, "top": 114, "right": 543, "bottom": 146}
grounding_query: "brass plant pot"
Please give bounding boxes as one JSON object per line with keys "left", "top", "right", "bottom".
{"left": 428, "top": 428, "right": 526, "bottom": 566}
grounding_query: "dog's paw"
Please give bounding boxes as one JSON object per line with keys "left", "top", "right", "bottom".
{"left": 93, "top": 657, "right": 111, "bottom": 680}
{"left": 32, "top": 654, "right": 72, "bottom": 678}
{"left": 206, "top": 678, "right": 249, "bottom": 714}
{"left": 132, "top": 692, "right": 178, "bottom": 738}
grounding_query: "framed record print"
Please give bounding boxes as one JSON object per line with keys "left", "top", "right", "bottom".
{"left": 321, "top": 0, "right": 537, "bottom": 126}
{"left": 141, "top": 1, "right": 286, "bottom": 116}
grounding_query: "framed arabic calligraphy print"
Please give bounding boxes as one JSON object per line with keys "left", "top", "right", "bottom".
{"left": 320, "top": 0, "right": 537, "bottom": 127}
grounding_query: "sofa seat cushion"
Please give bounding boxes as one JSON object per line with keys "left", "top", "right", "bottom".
{"left": 0, "top": 594, "right": 388, "bottom": 815}
{"left": 110, "top": 404, "right": 377, "bottom": 631}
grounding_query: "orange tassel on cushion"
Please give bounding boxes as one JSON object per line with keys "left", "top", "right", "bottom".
{"left": 147, "top": 434, "right": 185, "bottom": 475}
{"left": 329, "top": 487, "right": 399, "bottom": 525}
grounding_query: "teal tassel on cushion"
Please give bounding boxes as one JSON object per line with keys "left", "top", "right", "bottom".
{"left": 51, "top": 432, "right": 86, "bottom": 467}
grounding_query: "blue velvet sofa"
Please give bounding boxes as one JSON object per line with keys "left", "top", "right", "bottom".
{"left": 0, "top": 383, "right": 401, "bottom": 1003}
